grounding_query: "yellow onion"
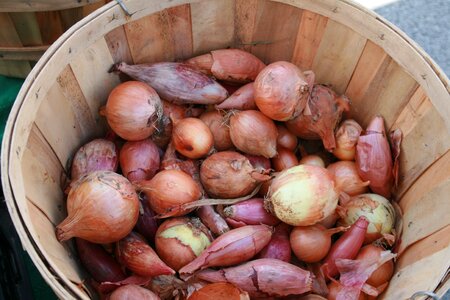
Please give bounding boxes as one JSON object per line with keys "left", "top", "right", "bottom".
{"left": 339, "top": 193, "right": 395, "bottom": 243}
{"left": 333, "top": 119, "right": 363, "bottom": 161}
{"left": 267, "top": 165, "right": 338, "bottom": 226}
{"left": 56, "top": 171, "right": 139, "bottom": 243}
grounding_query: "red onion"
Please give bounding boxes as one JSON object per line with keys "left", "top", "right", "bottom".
{"left": 222, "top": 198, "right": 280, "bottom": 227}
{"left": 120, "top": 139, "right": 160, "bottom": 183}
{"left": 134, "top": 197, "right": 159, "bottom": 243}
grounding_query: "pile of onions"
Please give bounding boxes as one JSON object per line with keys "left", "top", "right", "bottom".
{"left": 339, "top": 193, "right": 396, "bottom": 243}
{"left": 199, "top": 111, "right": 233, "bottom": 151}
{"left": 56, "top": 171, "right": 139, "bottom": 243}
{"left": 229, "top": 110, "right": 278, "bottom": 158}
{"left": 327, "top": 161, "right": 370, "bottom": 196}
{"left": 172, "top": 117, "right": 214, "bottom": 159}
{"left": 119, "top": 139, "right": 160, "bottom": 183}
{"left": 101, "top": 81, "right": 162, "bottom": 141}
{"left": 267, "top": 165, "right": 338, "bottom": 226}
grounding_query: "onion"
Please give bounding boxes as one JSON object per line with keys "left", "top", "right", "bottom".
{"left": 356, "top": 245, "right": 394, "bottom": 287}
{"left": 322, "top": 216, "right": 368, "bottom": 278}
{"left": 267, "top": 165, "right": 338, "bottom": 226}
{"left": 222, "top": 198, "right": 280, "bottom": 227}
{"left": 327, "top": 161, "right": 370, "bottom": 196}
{"left": 286, "top": 85, "right": 350, "bottom": 151}
{"left": 333, "top": 119, "right": 363, "bottom": 161}
{"left": 290, "top": 224, "right": 346, "bottom": 263}
{"left": 116, "top": 232, "right": 175, "bottom": 277}
{"left": 199, "top": 111, "right": 233, "bottom": 151}
{"left": 110, "top": 285, "right": 160, "bottom": 300}
{"left": 102, "top": 81, "right": 162, "bottom": 141}
{"left": 229, "top": 110, "right": 278, "bottom": 158}
{"left": 156, "top": 217, "right": 213, "bottom": 271}
{"left": 75, "top": 238, "right": 126, "bottom": 283}
{"left": 134, "top": 196, "right": 159, "bottom": 243}
{"left": 299, "top": 154, "right": 325, "bottom": 168}
{"left": 141, "top": 169, "right": 201, "bottom": 216}
{"left": 172, "top": 117, "right": 214, "bottom": 159}
{"left": 197, "top": 205, "right": 230, "bottom": 236}
{"left": 276, "top": 124, "right": 298, "bottom": 151}
{"left": 257, "top": 223, "right": 291, "bottom": 262}
{"left": 119, "top": 139, "right": 160, "bottom": 183}
{"left": 188, "top": 282, "right": 250, "bottom": 300}
{"left": 71, "top": 139, "right": 118, "bottom": 181}
{"left": 56, "top": 171, "right": 139, "bottom": 243}
{"left": 318, "top": 211, "right": 339, "bottom": 229}
{"left": 339, "top": 194, "right": 395, "bottom": 243}
{"left": 151, "top": 100, "right": 186, "bottom": 149}
{"left": 328, "top": 281, "right": 367, "bottom": 300}
{"left": 254, "top": 61, "right": 311, "bottom": 121}
{"left": 243, "top": 154, "right": 271, "bottom": 171}
{"left": 215, "top": 82, "right": 256, "bottom": 110}
{"left": 200, "top": 151, "right": 270, "bottom": 199}
{"left": 271, "top": 147, "right": 299, "bottom": 171}
{"left": 299, "top": 295, "right": 327, "bottom": 300}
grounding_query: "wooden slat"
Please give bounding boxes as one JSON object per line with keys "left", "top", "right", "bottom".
{"left": 9, "top": 12, "right": 43, "bottom": 46}
{"left": 311, "top": 19, "right": 366, "bottom": 94}
{"left": 0, "top": 45, "right": 48, "bottom": 61}
{"left": 35, "top": 11, "right": 64, "bottom": 44}
{"left": 247, "top": 1, "right": 303, "bottom": 63}
{"left": 0, "top": 12, "right": 23, "bottom": 46}
{"left": 0, "top": 60, "right": 31, "bottom": 78}
{"left": 234, "top": 0, "right": 258, "bottom": 52}
{"left": 292, "top": 10, "right": 328, "bottom": 70}
{"left": 382, "top": 229, "right": 450, "bottom": 299}
{"left": 82, "top": 0, "right": 107, "bottom": 16}
{"left": 397, "top": 150, "right": 450, "bottom": 254}
{"left": 105, "top": 26, "right": 134, "bottom": 64}
{"left": 0, "top": 0, "right": 104, "bottom": 12}
{"left": 124, "top": 4, "right": 193, "bottom": 63}
{"left": 190, "top": 0, "right": 234, "bottom": 55}
{"left": 391, "top": 87, "right": 450, "bottom": 198}
{"left": 70, "top": 37, "right": 120, "bottom": 131}
{"left": 59, "top": 7, "right": 83, "bottom": 31}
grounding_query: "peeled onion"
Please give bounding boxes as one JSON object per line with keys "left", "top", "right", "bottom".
{"left": 271, "top": 147, "right": 299, "bottom": 171}
{"left": 229, "top": 110, "right": 278, "bottom": 158}
{"left": 173, "top": 117, "right": 214, "bottom": 159}
{"left": 267, "top": 165, "right": 338, "bottom": 226}
{"left": 200, "top": 151, "right": 270, "bottom": 199}
{"left": 199, "top": 111, "right": 233, "bottom": 151}
{"left": 155, "top": 217, "right": 213, "bottom": 271}
{"left": 339, "top": 193, "right": 395, "bottom": 243}
{"left": 333, "top": 119, "right": 363, "bottom": 161}
{"left": 276, "top": 124, "right": 297, "bottom": 151}
{"left": 120, "top": 139, "right": 160, "bottom": 183}
{"left": 102, "top": 81, "right": 162, "bottom": 141}
{"left": 56, "top": 171, "right": 139, "bottom": 243}
{"left": 327, "top": 161, "right": 370, "bottom": 196}
{"left": 141, "top": 169, "right": 201, "bottom": 216}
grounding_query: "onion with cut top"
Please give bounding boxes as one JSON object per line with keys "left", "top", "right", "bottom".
{"left": 267, "top": 165, "right": 338, "bottom": 226}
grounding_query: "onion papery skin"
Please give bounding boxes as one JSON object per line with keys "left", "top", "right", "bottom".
{"left": 356, "top": 245, "right": 394, "bottom": 288}
{"left": 142, "top": 169, "right": 201, "bottom": 216}
{"left": 120, "top": 139, "right": 160, "bottom": 183}
{"left": 229, "top": 110, "right": 278, "bottom": 158}
{"left": 56, "top": 171, "right": 139, "bottom": 244}
{"left": 268, "top": 165, "right": 338, "bottom": 226}
{"left": 155, "top": 217, "right": 213, "bottom": 271}
{"left": 104, "top": 81, "right": 162, "bottom": 141}
{"left": 327, "top": 161, "right": 369, "bottom": 196}
{"left": 199, "top": 111, "right": 233, "bottom": 151}
{"left": 339, "top": 193, "right": 395, "bottom": 243}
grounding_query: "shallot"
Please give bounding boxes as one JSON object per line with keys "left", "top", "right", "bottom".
{"left": 333, "top": 119, "right": 363, "bottom": 161}
{"left": 257, "top": 223, "right": 291, "bottom": 262}
{"left": 199, "top": 111, "right": 233, "bottom": 151}
{"left": 222, "top": 198, "right": 280, "bottom": 227}
{"left": 119, "top": 139, "right": 160, "bottom": 183}
{"left": 215, "top": 82, "right": 256, "bottom": 110}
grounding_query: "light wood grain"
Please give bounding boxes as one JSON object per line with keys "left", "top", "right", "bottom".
{"left": 59, "top": 7, "right": 84, "bottom": 31}
{"left": 8, "top": 12, "right": 43, "bottom": 46}
{"left": 234, "top": 0, "right": 258, "bottom": 52}
{"left": 104, "top": 25, "right": 134, "bottom": 64}
{"left": 35, "top": 11, "right": 64, "bottom": 44}
{"left": 0, "top": 60, "right": 31, "bottom": 77}
{"left": 292, "top": 10, "right": 328, "bottom": 70}
{"left": 0, "top": 12, "right": 22, "bottom": 46}
{"left": 0, "top": 0, "right": 104, "bottom": 12}
{"left": 0, "top": 45, "right": 48, "bottom": 60}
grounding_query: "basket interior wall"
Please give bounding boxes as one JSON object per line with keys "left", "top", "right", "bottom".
{"left": 5, "top": 1, "right": 450, "bottom": 299}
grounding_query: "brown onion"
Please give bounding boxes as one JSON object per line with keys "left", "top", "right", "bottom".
{"left": 116, "top": 232, "right": 174, "bottom": 277}
{"left": 110, "top": 285, "right": 160, "bottom": 300}
{"left": 173, "top": 117, "right": 214, "bottom": 159}
{"left": 229, "top": 110, "right": 278, "bottom": 158}
{"left": 286, "top": 85, "right": 350, "bottom": 151}
{"left": 155, "top": 217, "right": 213, "bottom": 271}
{"left": 276, "top": 124, "right": 298, "bottom": 150}
{"left": 254, "top": 61, "right": 311, "bottom": 121}
{"left": 299, "top": 154, "right": 325, "bottom": 168}
{"left": 356, "top": 245, "right": 394, "bottom": 287}
{"left": 71, "top": 139, "right": 118, "bottom": 181}
{"left": 290, "top": 224, "right": 346, "bottom": 263}
{"left": 141, "top": 169, "right": 201, "bottom": 216}
{"left": 120, "top": 139, "right": 160, "bottom": 183}
{"left": 333, "top": 119, "right": 363, "bottom": 161}
{"left": 328, "top": 281, "right": 367, "bottom": 300}
{"left": 327, "top": 161, "right": 370, "bottom": 196}
{"left": 188, "top": 282, "right": 249, "bottom": 300}
{"left": 200, "top": 151, "right": 270, "bottom": 198}
{"left": 199, "top": 111, "right": 233, "bottom": 151}
{"left": 215, "top": 82, "right": 256, "bottom": 110}
{"left": 56, "top": 171, "right": 139, "bottom": 243}
{"left": 102, "top": 81, "right": 162, "bottom": 141}
{"left": 271, "top": 147, "right": 299, "bottom": 171}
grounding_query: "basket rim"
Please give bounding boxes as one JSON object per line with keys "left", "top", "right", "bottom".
{"left": 2, "top": 0, "right": 449, "bottom": 298}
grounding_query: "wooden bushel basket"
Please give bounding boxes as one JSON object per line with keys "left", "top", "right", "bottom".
{"left": 0, "top": 0, "right": 108, "bottom": 78}
{"left": 2, "top": 0, "right": 450, "bottom": 299}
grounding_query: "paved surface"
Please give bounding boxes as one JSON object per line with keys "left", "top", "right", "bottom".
{"left": 374, "top": 0, "right": 450, "bottom": 77}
